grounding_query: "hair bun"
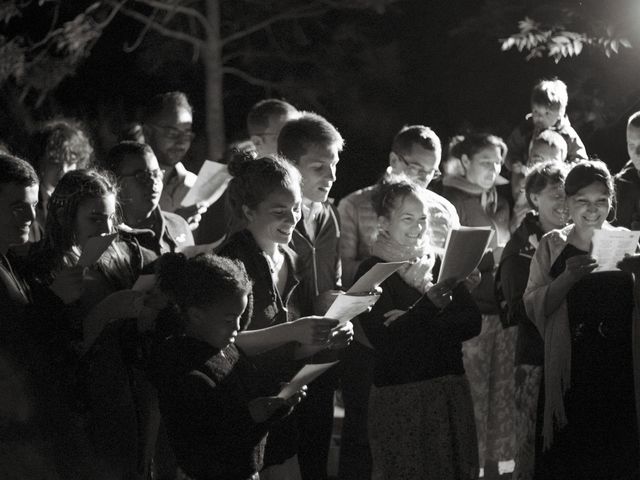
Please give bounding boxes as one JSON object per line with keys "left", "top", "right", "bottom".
{"left": 227, "top": 150, "right": 257, "bottom": 178}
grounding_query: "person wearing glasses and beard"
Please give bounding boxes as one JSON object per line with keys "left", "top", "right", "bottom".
{"left": 106, "top": 141, "right": 194, "bottom": 255}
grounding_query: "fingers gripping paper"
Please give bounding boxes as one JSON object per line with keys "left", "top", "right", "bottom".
{"left": 277, "top": 362, "right": 339, "bottom": 399}
{"left": 591, "top": 229, "right": 640, "bottom": 272}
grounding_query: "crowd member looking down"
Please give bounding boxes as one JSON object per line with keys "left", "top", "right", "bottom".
{"left": 142, "top": 91, "right": 206, "bottom": 229}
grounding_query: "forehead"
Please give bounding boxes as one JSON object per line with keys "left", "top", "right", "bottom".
{"left": 0, "top": 182, "right": 38, "bottom": 203}
{"left": 531, "top": 142, "right": 560, "bottom": 154}
{"left": 627, "top": 125, "right": 640, "bottom": 140}
{"left": 120, "top": 152, "right": 159, "bottom": 173}
{"left": 532, "top": 103, "right": 560, "bottom": 114}
{"left": 571, "top": 181, "right": 609, "bottom": 197}
{"left": 405, "top": 144, "right": 438, "bottom": 164}
{"left": 394, "top": 192, "right": 428, "bottom": 214}
{"left": 471, "top": 146, "right": 501, "bottom": 160}
{"left": 77, "top": 194, "right": 116, "bottom": 214}
{"left": 539, "top": 181, "right": 565, "bottom": 194}
{"left": 154, "top": 105, "right": 192, "bottom": 126}
{"left": 299, "top": 143, "right": 339, "bottom": 164}
{"left": 267, "top": 114, "right": 293, "bottom": 132}
{"left": 260, "top": 184, "right": 301, "bottom": 206}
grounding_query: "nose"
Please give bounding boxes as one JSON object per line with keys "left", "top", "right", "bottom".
{"left": 328, "top": 166, "right": 337, "bottom": 182}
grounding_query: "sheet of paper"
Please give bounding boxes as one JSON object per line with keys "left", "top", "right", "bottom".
{"left": 324, "top": 293, "right": 380, "bottom": 325}
{"left": 591, "top": 229, "right": 640, "bottom": 272}
{"left": 438, "top": 227, "right": 494, "bottom": 282}
{"left": 177, "top": 237, "right": 226, "bottom": 258}
{"left": 78, "top": 233, "right": 118, "bottom": 267}
{"left": 132, "top": 274, "right": 157, "bottom": 292}
{"left": 347, "top": 261, "right": 408, "bottom": 294}
{"left": 180, "top": 160, "right": 231, "bottom": 207}
{"left": 277, "top": 362, "right": 339, "bottom": 399}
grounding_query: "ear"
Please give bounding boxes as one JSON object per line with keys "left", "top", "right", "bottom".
{"left": 529, "top": 192, "right": 540, "bottom": 209}
{"left": 460, "top": 154, "right": 471, "bottom": 172}
{"left": 242, "top": 204, "right": 255, "bottom": 224}
{"left": 377, "top": 215, "right": 390, "bottom": 233}
{"left": 250, "top": 135, "right": 264, "bottom": 149}
{"left": 389, "top": 152, "right": 400, "bottom": 171}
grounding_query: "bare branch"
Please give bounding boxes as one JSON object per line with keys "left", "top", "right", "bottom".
{"left": 222, "top": 66, "right": 280, "bottom": 88}
{"left": 107, "top": 2, "right": 205, "bottom": 48}
{"left": 123, "top": 7, "right": 160, "bottom": 52}
{"left": 131, "top": 0, "right": 213, "bottom": 37}
{"left": 221, "top": 3, "right": 328, "bottom": 47}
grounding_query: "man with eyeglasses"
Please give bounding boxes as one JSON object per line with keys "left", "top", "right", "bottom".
{"left": 106, "top": 141, "right": 194, "bottom": 255}
{"left": 142, "top": 91, "right": 206, "bottom": 230}
{"left": 247, "top": 98, "right": 300, "bottom": 156}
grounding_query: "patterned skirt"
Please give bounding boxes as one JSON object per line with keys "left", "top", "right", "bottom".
{"left": 368, "top": 375, "right": 479, "bottom": 480}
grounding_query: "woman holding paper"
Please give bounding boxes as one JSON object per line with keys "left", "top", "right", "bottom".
{"left": 357, "top": 176, "right": 482, "bottom": 480}
{"left": 524, "top": 160, "right": 640, "bottom": 479}
{"left": 219, "top": 153, "right": 352, "bottom": 479}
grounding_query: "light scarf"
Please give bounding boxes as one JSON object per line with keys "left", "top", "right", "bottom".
{"left": 371, "top": 230, "right": 435, "bottom": 293}
{"left": 442, "top": 174, "right": 499, "bottom": 215}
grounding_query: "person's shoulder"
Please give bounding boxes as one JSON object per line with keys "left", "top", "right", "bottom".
{"left": 615, "top": 161, "right": 639, "bottom": 185}
{"left": 339, "top": 185, "right": 375, "bottom": 207}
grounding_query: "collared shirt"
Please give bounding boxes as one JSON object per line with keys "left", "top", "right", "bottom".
{"left": 159, "top": 162, "right": 198, "bottom": 213}
{"left": 301, "top": 198, "right": 324, "bottom": 242}
{"left": 135, "top": 207, "right": 194, "bottom": 255}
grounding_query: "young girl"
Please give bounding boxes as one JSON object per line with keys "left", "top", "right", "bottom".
{"left": 152, "top": 252, "right": 306, "bottom": 480}
{"left": 356, "top": 175, "right": 481, "bottom": 480}
{"left": 441, "top": 133, "right": 514, "bottom": 478}
{"left": 525, "top": 161, "right": 640, "bottom": 479}
{"left": 219, "top": 153, "right": 351, "bottom": 479}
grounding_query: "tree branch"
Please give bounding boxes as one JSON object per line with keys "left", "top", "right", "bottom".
{"left": 131, "top": 0, "right": 213, "bottom": 37}
{"left": 107, "top": 2, "right": 205, "bottom": 48}
{"left": 221, "top": 3, "right": 328, "bottom": 47}
{"left": 222, "top": 66, "right": 280, "bottom": 88}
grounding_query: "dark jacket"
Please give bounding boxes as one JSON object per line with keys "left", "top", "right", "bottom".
{"left": 614, "top": 160, "right": 640, "bottom": 229}
{"left": 290, "top": 202, "right": 341, "bottom": 317}
{"left": 357, "top": 256, "right": 481, "bottom": 387}
{"left": 134, "top": 207, "right": 194, "bottom": 255}
{"left": 496, "top": 212, "right": 544, "bottom": 366}
{"left": 153, "top": 337, "right": 283, "bottom": 480}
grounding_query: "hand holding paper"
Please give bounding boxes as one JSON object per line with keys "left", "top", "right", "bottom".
{"left": 180, "top": 160, "right": 231, "bottom": 207}
{"left": 438, "top": 227, "right": 494, "bottom": 282}
{"left": 277, "top": 362, "right": 338, "bottom": 400}
{"left": 591, "top": 229, "right": 640, "bottom": 272}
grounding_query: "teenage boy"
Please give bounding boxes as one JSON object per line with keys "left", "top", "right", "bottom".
{"left": 278, "top": 112, "right": 343, "bottom": 480}
{"left": 106, "top": 141, "right": 194, "bottom": 255}
{"left": 615, "top": 111, "right": 640, "bottom": 229}
{"left": 249, "top": 99, "right": 300, "bottom": 156}
{"left": 142, "top": 91, "right": 206, "bottom": 229}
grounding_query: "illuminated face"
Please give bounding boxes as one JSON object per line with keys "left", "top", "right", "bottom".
{"left": 118, "top": 151, "right": 164, "bottom": 219}
{"left": 529, "top": 142, "right": 564, "bottom": 166}
{"left": 0, "top": 183, "right": 38, "bottom": 250}
{"left": 390, "top": 144, "right": 440, "bottom": 187}
{"left": 380, "top": 192, "right": 429, "bottom": 247}
{"left": 74, "top": 194, "right": 116, "bottom": 249}
{"left": 567, "top": 181, "right": 611, "bottom": 233}
{"left": 529, "top": 181, "right": 567, "bottom": 230}
{"left": 531, "top": 104, "right": 563, "bottom": 130}
{"left": 145, "top": 105, "right": 194, "bottom": 168}
{"left": 190, "top": 293, "right": 248, "bottom": 350}
{"left": 462, "top": 146, "right": 502, "bottom": 190}
{"left": 626, "top": 125, "right": 640, "bottom": 171}
{"left": 296, "top": 144, "right": 340, "bottom": 203}
{"left": 245, "top": 184, "right": 302, "bottom": 249}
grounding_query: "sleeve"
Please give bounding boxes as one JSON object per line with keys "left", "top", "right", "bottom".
{"left": 356, "top": 278, "right": 397, "bottom": 351}
{"left": 499, "top": 255, "right": 530, "bottom": 328}
{"left": 566, "top": 132, "right": 588, "bottom": 162}
{"left": 337, "top": 195, "right": 361, "bottom": 289}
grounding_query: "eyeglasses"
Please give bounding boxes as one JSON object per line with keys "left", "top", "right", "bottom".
{"left": 120, "top": 168, "right": 164, "bottom": 184}
{"left": 148, "top": 124, "right": 195, "bottom": 142}
{"left": 395, "top": 152, "right": 441, "bottom": 180}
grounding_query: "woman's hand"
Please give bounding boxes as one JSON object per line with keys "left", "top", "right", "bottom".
{"left": 427, "top": 278, "right": 457, "bottom": 309}
{"left": 327, "top": 320, "right": 354, "bottom": 349}
{"left": 248, "top": 386, "right": 307, "bottom": 423}
{"left": 617, "top": 253, "right": 640, "bottom": 275}
{"left": 383, "top": 309, "right": 406, "bottom": 326}
{"left": 463, "top": 269, "right": 481, "bottom": 291}
{"left": 49, "top": 266, "right": 85, "bottom": 304}
{"left": 563, "top": 254, "right": 598, "bottom": 282}
{"left": 289, "top": 316, "right": 339, "bottom": 345}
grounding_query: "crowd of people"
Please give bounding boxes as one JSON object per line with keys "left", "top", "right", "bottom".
{"left": 1, "top": 77, "right": 640, "bottom": 480}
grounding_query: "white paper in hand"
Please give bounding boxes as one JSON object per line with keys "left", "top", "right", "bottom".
{"left": 438, "top": 227, "right": 494, "bottom": 282}
{"left": 79, "top": 233, "right": 117, "bottom": 267}
{"left": 591, "top": 229, "right": 640, "bottom": 272}
{"left": 277, "top": 362, "right": 339, "bottom": 399}
{"left": 324, "top": 293, "right": 380, "bottom": 325}
{"left": 347, "top": 261, "right": 407, "bottom": 294}
{"left": 180, "top": 160, "right": 231, "bottom": 207}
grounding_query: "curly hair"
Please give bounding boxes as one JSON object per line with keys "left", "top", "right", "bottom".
{"left": 30, "top": 119, "right": 94, "bottom": 177}
{"left": 372, "top": 172, "right": 428, "bottom": 219}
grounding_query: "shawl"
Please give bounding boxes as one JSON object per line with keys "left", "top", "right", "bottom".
{"left": 371, "top": 230, "right": 434, "bottom": 293}
{"left": 442, "top": 174, "right": 499, "bottom": 215}
{"left": 523, "top": 223, "right": 640, "bottom": 449}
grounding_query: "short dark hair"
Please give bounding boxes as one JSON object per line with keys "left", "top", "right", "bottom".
{"left": 524, "top": 160, "right": 568, "bottom": 209}
{"left": 628, "top": 111, "right": 640, "bottom": 129}
{"left": 458, "top": 133, "right": 507, "bottom": 160}
{"left": 105, "top": 141, "right": 154, "bottom": 176}
{"left": 277, "top": 112, "right": 344, "bottom": 163}
{"left": 143, "top": 91, "right": 193, "bottom": 123}
{"left": 391, "top": 125, "right": 442, "bottom": 160}
{"left": 29, "top": 118, "right": 94, "bottom": 175}
{"left": 372, "top": 172, "right": 427, "bottom": 219}
{"left": 157, "top": 252, "right": 253, "bottom": 318}
{"left": 564, "top": 159, "right": 614, "bottom": 199}
{"left": 247, "top": 99, "right": 298, "bottom": 135}
{"left": 529, "top": 130, "right": 568, "bottom": 162}
{"left": 0, "top": 154, "right": 39, "bottom": 189}
{"left": 531, "top": 78, "right": 568, "bottom": 110}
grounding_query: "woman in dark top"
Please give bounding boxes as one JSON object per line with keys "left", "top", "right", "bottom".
{"left": 495, "top": 161, "right": 568, "bottom": 480}
{"left": 218, "top": 153, "right": 352, "bottom": 479}
{"left": 357, "top": 176, "right": 482, "bottom": 480}
{"left": 152, "top": 253, "right": 306, "bottom": 480}
{"left": 525, "top": 160, "right": 640, "bottom": 479}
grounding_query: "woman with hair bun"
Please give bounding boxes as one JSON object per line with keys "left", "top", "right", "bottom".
{"left": 218, "top": 153, "right": 352, "bottom": 479}
{"left": 525, "top": 160, "right": 640, "bottom": 479}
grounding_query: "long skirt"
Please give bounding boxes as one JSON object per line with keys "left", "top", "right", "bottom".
{"left": 512, "top": 364, "right": 542, "bottom": 480}
{"left": 368, "top": 375, "right": 478, "bottom": 480}
{"left": 462, "top": 315, "right": 517, "bottom": 468}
